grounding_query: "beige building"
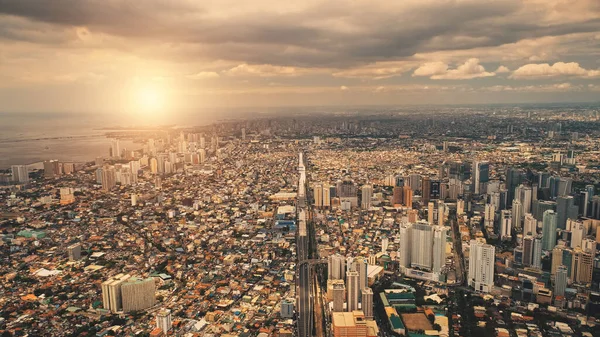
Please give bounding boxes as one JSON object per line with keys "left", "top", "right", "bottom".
{"left": 101, "top": 274, "right": 131, "bottom": 312}
{"left": 121, "top": 277, "right": 156, "bottom": 312}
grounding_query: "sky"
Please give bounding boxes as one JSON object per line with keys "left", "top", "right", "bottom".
{"left": 1, "top": 0, "right": 600, "bottom": 114}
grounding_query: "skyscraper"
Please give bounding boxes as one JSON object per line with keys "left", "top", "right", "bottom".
{"left": 121, "top": 277, "right": 156, "bottom": 312}
{"left": 433, "top": 226, "right": 448, "bottom": 274}
{"left": 328, "top": 254, "right": 346, "bottom": 280}
{"left": 411, "top": 222, "right": 433, "bottom": 270}
{"left": 532, "top": 236, "right": 543, "bottom": 269}
{"left": 101, "top": 274, "right": 131, "bottom": 312}
{"left": 515, "top": 184, "right": 533, "bottom": 215}
{"left": 361, "top": 288, "right": 373, "bottom": 319}
{"left": 156, "top": 309, "right": 172, "bottom": 334}
{"left": 500, "top": 210, "right": 512, "bottom": 241}
{"left": 11, "top": 165, "right": 29, "bottom": 184}
{"left": 361, "top": 184, "right": 373, "bottom": 209}
{"left": 524, "top": 213, "right": 537, "bottom": 236}
{"left": 392, "top": 186, "right": 403, "bottom": 206}
{"left": 333, "top": 283, "right": 345, "bottom": 312}
{"left": 346, "top": 271, "right": 359, "bottom": 312}
{"left": 397, "top": 223, "right": 412, "bottom": 269}
{"left": 522, "top": 236, "right": 533, "bottom": 266}
{"left": 554, "top": 265, "right": 568, "bottom": 297}
{"left": 101, "top": 166, "right": 116, "bottom": 191}
{"left": 468, "top": 240, "right": 495, "bottom": 292}
{"left": 512, "top": 200, "right": 524, "bottom": 232}
{"left": 542, "top": 210, "right": 558, "bottom": 251}
{"left": 473, "top": 161, "right": 489, "bottom": 195}
{"left": 569, "top": 219, "right": 585, "bottom": 249}
{"left": 356, "top": 258, "right": 368, "bottom": 295}
{"left": 556, "top": 196, "right": 577, "bottom": 230}
{"left": 403, "top": 186, "right": 413, "bottom": 207}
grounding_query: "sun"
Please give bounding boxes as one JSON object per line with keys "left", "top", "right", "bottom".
{"left": 134, "top": 84, "right": 165, "bottom": 114}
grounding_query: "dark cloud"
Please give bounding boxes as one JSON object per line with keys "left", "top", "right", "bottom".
{"left": 0, "top": 0, "right": 599, "bottom": 67}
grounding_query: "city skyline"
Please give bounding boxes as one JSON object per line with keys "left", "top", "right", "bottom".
{"left": 1, "top": 0, "right": 600, "bottom": 114}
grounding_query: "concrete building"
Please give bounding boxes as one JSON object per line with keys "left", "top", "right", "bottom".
{"left": 468, "top": 240, "right": 495, "bottom": 292}
{"left": 67, "top": 243, "right": 81, "bottom": 261}
{"left": 500, "top": 210, "right": 512, "bottom": 241}
{"left": 542, "top": 210, "right": 558, "bottom": 251}
{"left": 346, "top": 271, "right": 360, "bottom": 312}
{"left": 432, "top": 226, "right": 448, "bottom": 274}
{"left": 121, "top": 277, "right": 156, "bottom": 312}
{"left": 156, "top": 309, "right": 172, "bottom": 334}
{"left": 101, "top": 274, "right": 131, "bottom": 312}
{"left": 333, "top": 283, "right": 345, "bottom": 312}
{"left": 361, "top": 184, "right": 373, "bottom": 209}
{"left": 361, "top": 288, "right": 373, "bottom": 319}
{"left": 554, "top": 265, "right": 568, "bottom": 297}
{"left": 328, "top": 254, "right": 346, "bottom": 280}
{"left": 281, "top": 299, "right": 294, "bottom": 318}
{"left": 411, "top": 222, "right": 433, "bottom": 270}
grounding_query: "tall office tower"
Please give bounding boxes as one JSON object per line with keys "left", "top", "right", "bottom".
{"left": 524, "top": 213, "right": 537, "bottom": 236}
{"left": 361, "top": 185, "right": 373, "bottom": 209}
{"left": 403, "top": 186, "right": 413, "bottom": 207}
{"left": 392, "top": 187, "right": 403, "bottom": 206}
{"left": 432, "top": 227, "right": 448, "bottom": 274}
{"left": 101, "top": 166, "right": 116, "bottom": 192}
{"left": 361, "top": 288, "right": 374, "bottom": 319}
{"left": 533, "top": 200, "right": 556, "bottom": 221}
{"left": 473, "top": 161, "right": 489, "bottom": 195}
{"left": 506, "top": 167, "right": 523, "bottom": 205}
{"left": 457, "top": 199, "right": 465, "bottom": 215}
{"left": 523, "top": 236, "right": 533, "bottom": 266}
{"left": 411, "top": 222, "right": 434, "bottom": 270}
{"left": 484, "top": 203, "right": 496, "bottom": 229}
{"left": 241, "top": 127, "right": 246, "bottom": 140}
{"left": 381, "top": 237, "right": 389, "bottom": 253}
{"left": 427, "top": 201, "right": 435, "bottom": 225}
{"left": 328, "top": 254, "right": 346, "bottom": 280}
{"left": 438, "top": 202, "right": 447, "bottom": 226}
{"left": 584, "top": 185, "right": 595, "bottom": 216}
{"left": 592, "top": 196, "right": 600, "bottom": 220}
{"left": 468, "top": 240, "right": 496, "bottom": 292}
{"left": 121, "top": 277, "right": 156, "bottom": 312}
{"left": 542, "top": 210, "right": 558, "bottom": 250}
{"left": 67, "top": 243, "right": 82, "bottom": 261}
{"left": 515, "top": 184, "right": 533, "bottom": 215}
{"left": 112, "top": 139, "right": 121, "bottom": 158}
{"left": 11, "top": 165, "right": 29, "bottom": 183}
{"left": 355, "top": 258, "right": 368, "bottom": 294}
{"left": 346, "top": 271, "right": 360, "bottom": 312}
{"left": 101, "top": 274, "right": 131, "bottom": 312}
{"left": 314, "top": 184, "right": 324, "bottom": 208}
{"left": 150, "top": 158, "right": 158, "bottom": 174}
{"left": 323, "top": 186, "right": 331, "bottom": 208}
{"left": 551, "top": 245, "right": 564, "bottom": 276}
{"left": 422, "top": 176, "right": 431, "bottom": 204}
{"left": 490, "top": 192, "right": 501, "bottom": 210}
{"left": 554, "top": 265, "right": 568, "bottom": 297}
{"left": 557, "top": 178, "right": 572, "bottom": 197}
{"left": 156, "top": 309, "right": 172, "bottom": 334}
{"left": 408, "top": 174, "right": 421, "bottom": 191}
{"left": 572, "top": 247, "right": 593, "bottom": 284}
{"left": 395, "top": 175, "right": 405, "bottom": 187}
{"left": 538, "top": 172, "right": 551, "bottom": 188}
{"left": 532, "top": 236, "right": 543, "bottom": 269}
{"left": 512, "top": 200, "right": 524, "bottom": 232}
{"left": 398, "top": 223, "right": 412, "bottom": 269}
{"left": 43, "top": 160, "right": 60, "bottom": 178}
{"left": 582, "top": 238, "right": 597, "bottom": 255}
{"left": 332, "top": 283, "right": 345, "bottom": 312}
{"left": 556, "top": 196, "right": 577, "bottom": 230}
{"left": 500, "top": 210, "right": 512, "bottom": 241}
{"left": 569, "top": 219, "right": 585, "bottom": 249}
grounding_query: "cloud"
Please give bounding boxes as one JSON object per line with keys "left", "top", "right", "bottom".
{"left": 340, "top": 86, "right": 349, "bottom": 91}
{"left": 413, "top": 58, "right": 495, "bottom": 79}
{"left": 225, "top": 64, "right": 310, "bottom": 77}
{"left": 510, "top": 62, "right": 600, "bottom": 79}
{"left": 187, "top": 71, "right": 220, "bottom": 80}
{"left": 332, "top": 61, "right": 416, "bottom": 79}
{"left": 495, "top": 66, "right": 510, "bottom": 73}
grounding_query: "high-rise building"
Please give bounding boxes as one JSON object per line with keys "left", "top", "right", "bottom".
{"left": 101, "top": 166, "right": 116, "bottom": 191}
{"left": 428, "top": 201, "right": 435, "bottom": 225}
{"left": 333, "top": 283, "right": 345, "bottom": 312}
{"left": 101, "top": 274, "right": 131, "bottom": 312}
{"left": 332, "top": 311, "right": 369, "bottom": 337}
{"left": 524, "top": 213, "right": 537, "bottom": 236}
{"left": 356, "top": 258, "right": 368, "bottom": 293}
{"left": 411, "top": 222, "right": 433, "bottom": 270}
{"left": 515, "top": 184, "right": 533, "bottom": 215}
{"left": 532, "top": 236, "right": 543, "bottom": 269}
{"left": 572, "top": 247, "right": 593, "bottom": 285}
{"left": 432, "top": 226, "right": 448, "bottom": 274}
{"left": 361, "top": 185, "right": 373, "bottom": 209}
{"left": 156, "top": 309, "right": 172, "bottom": 334}
{"left": 473, "top": 161, "right": 489, "bottom": 195}
{"left": 403, "top": 186, "right": 413, "bottom": 207}
{"left": 484, "top": 203, "right": 496, "bottom": 229}
{"left": 314, "top": 184, "right": 324, "bottom": 208}
{"left": 569, "top": 219, "right": 585, "bottom": 249}
{"left": 346, "top": 271, "right": 360, "bottom": 312}
{"left": 11, "top": 165, "right": 29, "bottom": 184}
{"left": 43, "top": 160, "right": 60, "bottom": 178}
{"left": 397, "top": 223, "right": 412, "bottom": 269}
{"left": 506, "top": 167, "right": 523, "bottom": 205}
{"left": 121, "top": 277, "right": 156, "bottom": 312}
{"left": 512, "top": 200, "right": 524, "bottom": 231}
{"left": 328, "top": 254, "right": 346, "bottom": 280}
{"left": 112, "top": 139, "right": 121, "bottom": 158}
{"left": 361, "top": 288, "right": 373, "bottom": 319}
{"left": 554, "top": 265, "right": 568, "bottom": 297}
{"left": 392, "top": 187, "right": 403, "bottom": 206}
{"left": 556, "top": 196, "right": 578, "bottom": 230}
{"left": 468, "top": 240, "right": 495, "bottom": 292}
{"left": 542, "top": 210, "right": 558, "bottom": 250}
{"left": 281, "top": 300, "right": 294, "bottom": 318}
{"left": 422, "top": 176, "right": 431, "bottom": 204}
{"left": 522, "top": 236, "right": 533, "bottom": 266}
{"left": 500, "top": 210, "right": 512, "bottom": 241}
{"left": 150, "top": 158, "right": 158, "bottom": 174}
{"left": 67, "top": 243, "right": 82, "bottom": 261}
{"left": 381, "top": 237, "right": 389, "bottom": 253}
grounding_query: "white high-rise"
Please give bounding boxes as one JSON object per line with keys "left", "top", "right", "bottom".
{"left": 568, "top": 219, "right": 585, "bottom": 249}
{"left": 500, "top": 210, "right": 512, "bottom": 240}
{"left": 432, "top": 226, "right": 448, "bottom": 274}
{"left": 515, "top": 184, "right": 533, "bottom": 215}
{"left": 468, "top": 240, "right": 495, "bottom": 292}
{"left": 484, "top": 203, "right": 495, "bottom": 228}
{"left": 361, "top": 288, "right": 374, "bottom": 319}
{"left": 411, "top": 222, "right": 433, "bottom": 270}
{"left": 397, "top": 223, "right": 412, "bottom": 269}
{"left": 512, "top": 200, "right": 524, "bottom": 231}
{"left": 381, "top": 237, "right": 389, "bottom": 253}
{"left": 11, "top": 165, "right": 29, "bottom": 183}
{"left": 355, "top": 258, "right": 368, "bottom": 293}
{"left": 361, "top": 184, "right": 373, "bottom": 209}
{"left": 328, "top": 254, "right": 346, "bottom": 280}
{"left": 524, "top": 213, "right": 536, "bottom": 236}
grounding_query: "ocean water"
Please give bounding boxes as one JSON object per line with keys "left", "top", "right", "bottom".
{"left": 0, "top": 113, "right": 138, "bottom": 169}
